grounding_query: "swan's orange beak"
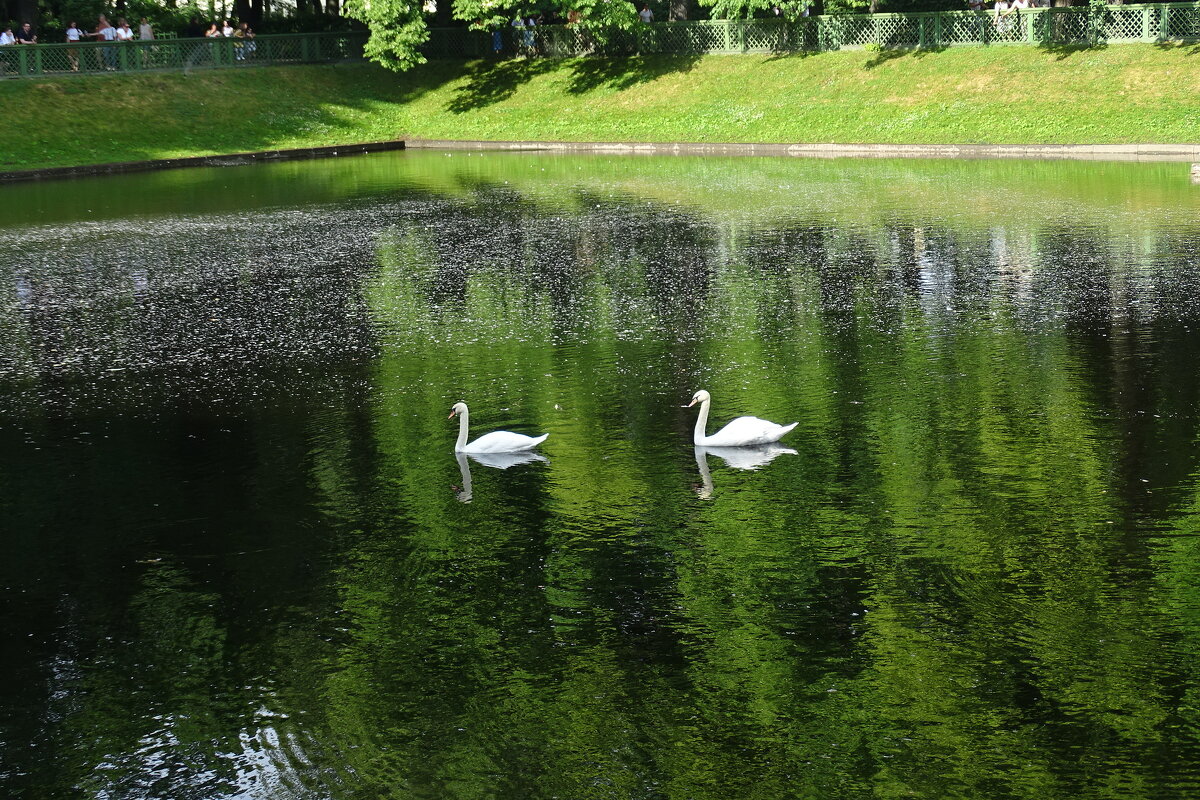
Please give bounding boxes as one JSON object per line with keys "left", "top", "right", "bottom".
{"left": 685, "top": 398, "right": 698, "bottom": 408}
{"left": 448, "top": 410, "right": 457, "bottom": 419}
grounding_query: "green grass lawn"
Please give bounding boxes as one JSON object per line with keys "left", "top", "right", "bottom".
{"left": 2, "top": 43, "right": 1199, "bottom": 170}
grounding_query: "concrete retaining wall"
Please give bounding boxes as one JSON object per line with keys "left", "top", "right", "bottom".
{"left": 405, "top": 139, "right": 1200, "bottom": 162}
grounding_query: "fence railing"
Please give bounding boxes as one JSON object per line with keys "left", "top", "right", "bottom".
{"left": 0, "top": 31, "right": 367, "bottom": 78}
{"left": 428, "top": 3, "right": 1200, "bottom": 58}
{"left": 1, "top": 5, "right": 1197, "bottom": 79}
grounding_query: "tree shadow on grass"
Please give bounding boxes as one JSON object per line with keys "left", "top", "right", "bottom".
{"left": 761, "top": 49, "right": 820, "bottom": 63}
{"left": 1155, "top": 40, "right": 1200, "bottom": 56}
{"left": 447, "top": 58, "right": 559, "bottom": 113}
{"left": 1036, "top": 41, "right": 1108, "bottom": 61}
{"left": 863, "top": 46, "right": 946, "bottom": 70}
{"left": 444, "top": 53, "right": 704, "bottom": 113}
{"left": 565, "top": 54, "right": 703, "bottom": 94}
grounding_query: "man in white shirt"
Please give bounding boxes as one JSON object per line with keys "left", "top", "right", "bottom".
{"left": 639, "top": 4, "right": 654, "bottom": 22}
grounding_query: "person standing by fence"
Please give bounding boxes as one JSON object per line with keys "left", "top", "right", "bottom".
{"left": 91, "top": 16, "right": 118, "bottom": 70}
{"left": 233, "top": 22, "right": 256, "bottom": 60}
{"left": 0, "top": 27, "right": 14, "bottom": 77}
{"left": 65, "top": 21, "right": 83, "bottom": 70}
{"left": 15, "top": 22, "right": 37, "bottom": 44}
{"left": 139, "top": 18, "right": 154, "bottom": 40}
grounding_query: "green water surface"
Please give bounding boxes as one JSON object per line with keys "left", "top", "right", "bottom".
{"left": 2, "top": 151, "right": 1200, "bottom": 799}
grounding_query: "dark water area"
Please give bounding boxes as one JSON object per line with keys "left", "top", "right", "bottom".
{"left": 3, "top": 151, "right": 1200, "bottom": 799}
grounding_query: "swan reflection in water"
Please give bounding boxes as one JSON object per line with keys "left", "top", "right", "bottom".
{"left": 454, "top": 451, "right": 549, "bottom": 503}
{"left": 693, "top": 444, "right": 796, "bottom": 499}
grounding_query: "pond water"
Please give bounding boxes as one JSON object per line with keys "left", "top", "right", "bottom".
{"left": 3, "top": 151, "right": 1200, "bottom": 800}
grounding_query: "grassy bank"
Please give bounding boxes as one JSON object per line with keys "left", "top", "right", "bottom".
{"left": 2, "top": 44, "right": 1199, "bottom": 170}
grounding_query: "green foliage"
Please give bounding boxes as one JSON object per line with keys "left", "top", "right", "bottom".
{"left": 343, "top": 0, "right": 430, "bottom": 69}
{"left": 451, "top": 0, "right": 523, "bottom": 33}
{"left": 572, "top": 0, "right": 639, "bottom": 31}
{"left": 698, "top": 0, "right": 811, "bottom": 21}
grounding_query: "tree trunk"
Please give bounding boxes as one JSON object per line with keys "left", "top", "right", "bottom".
{"left": 325, "top": 0, "right": 338, "bottom": 16}
{"left": 17, "top": 0, "right": 35, "bottom": 24}
{"left": 235, "top": 0, "right": 250, "bottom": 19}
{"left": 669, "top": 0, "right": 688, "bottom": 20}
{"left": 434, "top": 0, "right": 452, "bottom": 27}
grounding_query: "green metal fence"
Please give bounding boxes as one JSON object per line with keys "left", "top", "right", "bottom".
{"left": 428, "top": 3, "right": 1200, "bottom": 58}
{"left": 1, "top": 4, "right": 1198, "bottom": 79}
{"left": 0, "top": 31, "right": 367, "bottom": 78}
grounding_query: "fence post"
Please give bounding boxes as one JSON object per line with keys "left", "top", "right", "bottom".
{"left": 300, "top": 35, "right": 312, "bottom": 61}
{"left": 934, "top": 13, "right": 943, "bottom": 47}
{"left": 1160, "top": 4, "right": 1170, "bottom": 40}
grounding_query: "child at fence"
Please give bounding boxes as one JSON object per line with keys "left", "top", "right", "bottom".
{"left": 233, "top": 22, "right": 256, "bottom": 60}
{"left": 65, "top": 22, "right": 82, "bottom": 70}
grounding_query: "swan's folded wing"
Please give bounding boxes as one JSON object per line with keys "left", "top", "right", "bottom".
{"left": 466, "top": 430, "right": 548, "bottom": 453}
{"left": 706, "top": 416, "right": 793, "bottom": 447}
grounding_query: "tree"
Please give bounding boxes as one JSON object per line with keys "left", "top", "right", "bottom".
{"left": 344, "top": 0, "right": 636, "bottom": 71}
{"left": 696, "top": 0, "right": 816, "bottom": 19}
{"left": 343, "top": 0, "right": 432, "bottom": 70}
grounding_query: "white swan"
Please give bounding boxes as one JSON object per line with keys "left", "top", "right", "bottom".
{"left": 685, "top": 389, "right": 797, "bottom": 447}
{"left": 449, "top": 401, "right": 548, "bottom": 453}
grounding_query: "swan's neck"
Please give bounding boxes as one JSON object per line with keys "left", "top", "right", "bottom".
{"left": 455, "top": 408, "right": 470, "bottom": 451}
{"left": 456, "top": 452, "right": 473, "bottom": 501}
{"left": 693, "top": 398, "right": 710, "bottom": 445}
{"left": 694, "top": 446, "right": 713, "bottom": 499}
